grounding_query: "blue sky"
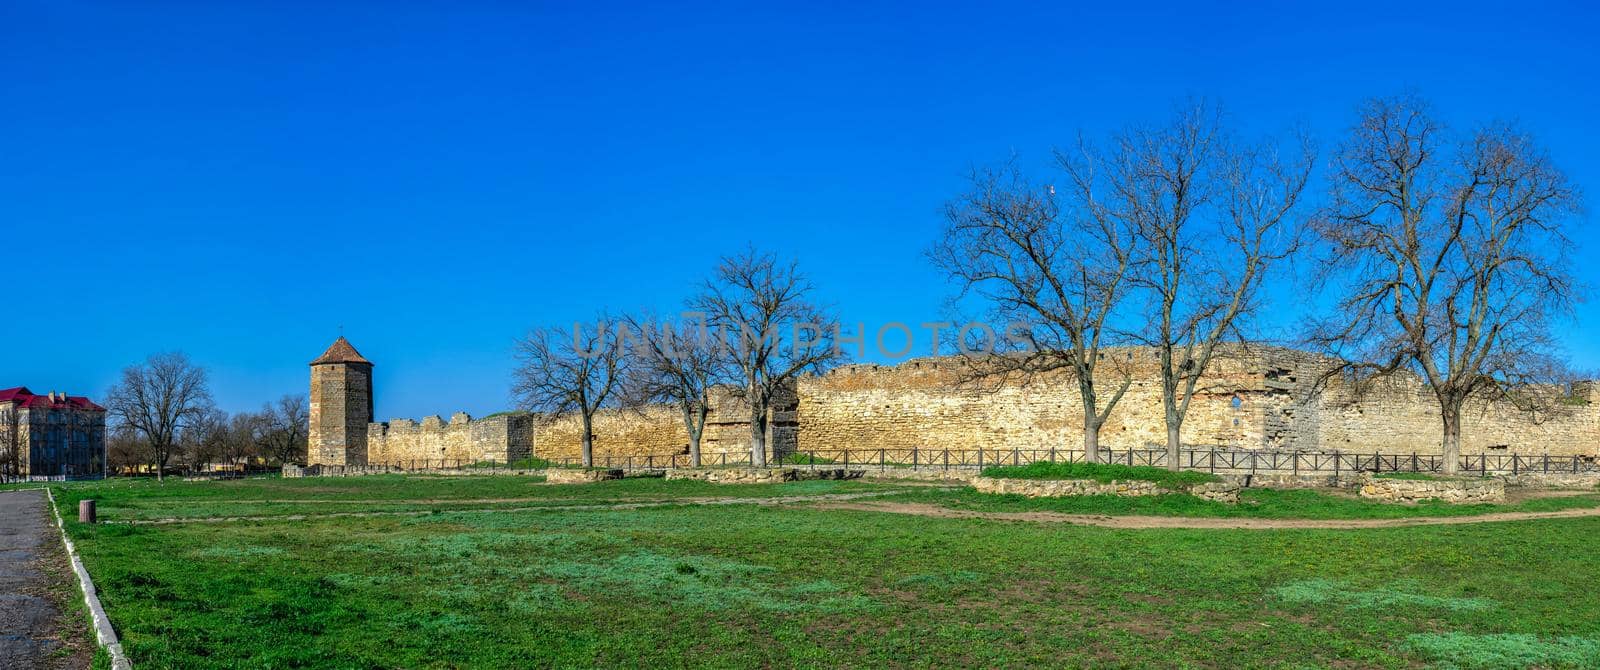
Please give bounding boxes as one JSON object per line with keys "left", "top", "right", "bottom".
{"left": 3, "top": 1, "right": 1597, "bottom": 420}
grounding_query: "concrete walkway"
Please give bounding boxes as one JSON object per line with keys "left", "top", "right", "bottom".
{"left": 0, "top": 490, "right": 90, "bottom": 669}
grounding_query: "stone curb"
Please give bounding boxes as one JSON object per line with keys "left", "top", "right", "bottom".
{"left": 40, "top": 487, "right": 133, "bottom": 670}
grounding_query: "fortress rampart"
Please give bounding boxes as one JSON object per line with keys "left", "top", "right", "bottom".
{"left": 365, "top": 412, "right": 534, "bottom": 464}
{"left": 309, "top": 339, "right": 1600, "bottom": 467}
{"left": 798, "top": 348, "right": 1598, "bottom": 457}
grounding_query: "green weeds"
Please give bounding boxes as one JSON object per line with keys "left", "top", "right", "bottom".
{"left": 979, "top": 461, "right": 1221, "bottom": 488}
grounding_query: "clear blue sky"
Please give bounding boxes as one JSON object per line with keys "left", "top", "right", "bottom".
{"left": 3, "top": 1, "right": 1597, "bottom": 420}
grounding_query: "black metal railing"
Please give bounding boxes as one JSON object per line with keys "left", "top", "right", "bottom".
{"left": 286, "top": 448, "right": 1599, "bottom": 477}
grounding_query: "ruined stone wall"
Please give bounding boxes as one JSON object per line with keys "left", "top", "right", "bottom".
{"left": 532, "top": 406, "right": 692, "bottom": 462}
{"left": 1306, "top": 375, "right": 1597, "bottom": 455}
{"left": 418, "top": 345, "right": 1600, "bottom": 462}
{"left": 528, "top": 386, "right": 798, "bottom": 462}
{"left": 366, "top": 412, "right": 534, "bottom": 464}
{"left": 792, "top": 347, "right": 1600, "bottom": 457}
{"left": 795, "top": 349, "right": 1293, "bottom": 456}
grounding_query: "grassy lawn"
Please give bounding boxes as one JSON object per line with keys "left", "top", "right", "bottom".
{"left": 21, "top": 475, "right": 899, "bottom": 522}
{"left": 978, "top": 461, "right": 1222, "bottom": 488}
{"left": 34, "top": 475, "right": 1600, "bottom": 669}
{"left": 882, "top": 486, "right": 1600, "bottom": 520}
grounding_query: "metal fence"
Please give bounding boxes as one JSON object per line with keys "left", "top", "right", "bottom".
{"left": 769, "top": 447, "right": 1600, "bottom": 476}
{"left": 1, "top": 473, "right": 108, "bottom": 484}
{"left": 326, "top": 448, "right": 1600, "bottom": 476}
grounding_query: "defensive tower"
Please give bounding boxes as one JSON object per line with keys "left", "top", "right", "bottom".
{"left": 307, "top": 336, "right": 374, "bottom": 465}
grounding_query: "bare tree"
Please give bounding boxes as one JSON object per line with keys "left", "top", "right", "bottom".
{"left": 692, "top": 249, "right": 842, "bottom": 467}
{"left": 622, "top": 312, "right": 730, "bottom": 467}
{"left": 225, "top": 411, "right": 267, "bottom": 468}
{"left": 179, "top": 407, "right": 230, "bottom": 473}
{"left": 1314, "top": 94, "right": 1581, "bottom": 474}
{"left": 930, "top": 159, "right": 1137, "bottom": 461}
{"left": 1105, "top": 102, "right": 1313, "bottom": 469}
{"left": 104, "top": 352, "right": 214, "bottom": 481}
{"left": 0, "top": 404, "right": 22, "bottom": 481}
{"left": 512, "top": 317, "right": 627, "bottom": 467}
{"left": 260, "top": 394, "right": 309, "bottom": 464}
{"left": 106, "top": 425, "right": 148, "bottom": 475}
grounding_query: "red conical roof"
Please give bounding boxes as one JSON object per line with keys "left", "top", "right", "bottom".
{"left": 310, "top": 336, "right": 372, "bottom": 366}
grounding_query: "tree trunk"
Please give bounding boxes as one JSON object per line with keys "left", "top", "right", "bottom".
{"left": 1165, "top": 421, "right": 1182, "bottom": 472}
{"left": 580, "top": 413, "right": 595, "bottom": 468}
{"left": 1440, "top": 402, "right": 1462, "bottom": 475}
{"left": 1083, "top": 420, "right": 1102, "bottom": 463}
{"left": 749, "top": 399, "right": 768, "bottom": 468}
{"left": 682, "top": 402, "right": 707, "bottom": 468}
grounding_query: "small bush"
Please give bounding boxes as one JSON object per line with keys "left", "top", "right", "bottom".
{"left": 979, "top": 461, "right": 1220, "bottom": 489}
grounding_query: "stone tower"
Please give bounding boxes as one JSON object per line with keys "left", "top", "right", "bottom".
{"left": 307, "top": 336, "right": 374, "bottom": 466}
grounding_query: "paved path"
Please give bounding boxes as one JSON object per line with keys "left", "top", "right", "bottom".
{"left": 0, "top": 490, "right": 89, "bottom": 669}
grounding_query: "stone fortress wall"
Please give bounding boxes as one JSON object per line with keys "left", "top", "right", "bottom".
{"left": 531, "top": 387, "right": 800, "bottom": 462}
{"left": 365, "top": 413, "right": 536, "bottom": 464}
{"left": 311, "top": 340, "right": 1600, "bottom": 467}
{"left": 797, "top": 347, "right": 1599, "bottom": 457}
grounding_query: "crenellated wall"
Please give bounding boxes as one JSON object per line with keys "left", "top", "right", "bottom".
{"left": 795, "top": 349, "right": 1292, "bottom": 456}
{"left": 366, "top": 412, "right": 534, "bottom": 465}
{"left": 528, "top": 387, "right": 799, "bottom": 462}
{"left": 345, "top": 345, "right": 1600, "bottom": 465}
{"left": 793, "top": 347, "right": 1600, "bottom": 457}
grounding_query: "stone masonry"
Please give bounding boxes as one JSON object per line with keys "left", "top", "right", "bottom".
{"left": 365, "top": 412, "right": 535, "bottom": 465}
{"left": 1356, "top": 474, "right": 1507, "bottom": 504}
{"left": 307, "top": 337, "right": 374, "bottom": 467}
{"left": 306, "top": 340, "right": 1600, "bottom": 467}
{"left": 972, "top": 476, "right": 1242, "bottom": 503}
{"left": 793, "top": 346, "right": 1600, "bottom": 458}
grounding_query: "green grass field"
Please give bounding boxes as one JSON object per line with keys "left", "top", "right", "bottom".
{"left": 26, "top": 475, "right": 1600, "bottom": 669}
{"left": 978, "top": 460, "right": 1223, "bottom": 488}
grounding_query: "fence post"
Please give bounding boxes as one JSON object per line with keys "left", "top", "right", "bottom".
{"left": 977, "top": 449, "right": 983, "bottom": 470}
{"left": 943, "top": 449, "right": 949, "bottom": 471}
{"left": 913, "top": 448, "right": 919, "bottom": 469}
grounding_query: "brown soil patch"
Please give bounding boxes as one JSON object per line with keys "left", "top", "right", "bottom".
{"left": 804, "top": 501, "right": 1600, "bottom": 529}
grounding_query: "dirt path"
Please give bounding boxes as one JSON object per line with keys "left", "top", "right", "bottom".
{"left": 805, "top": 500, "right": 1600, "bottom": 529}
{"left": 114, "top": 489, "right": 942, "bottom": 525}
{"left": 0, "top": 491, "right": 92, "bottom": 669}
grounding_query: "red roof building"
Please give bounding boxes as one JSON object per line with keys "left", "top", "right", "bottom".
{"left": 0, "top": 387, "right": 107, "bottom": 412}
{"left": 1, "top": 386, "right": 107, "bottom": 480}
